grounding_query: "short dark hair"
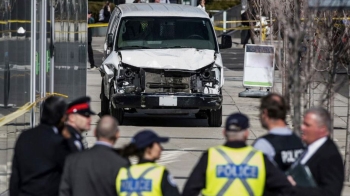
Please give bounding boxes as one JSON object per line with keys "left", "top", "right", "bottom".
{"left": 40, "top": 96, "right": 67, "bottom": 126}
{"left": 260, "top": 93, "right": 289, "bottom": 121}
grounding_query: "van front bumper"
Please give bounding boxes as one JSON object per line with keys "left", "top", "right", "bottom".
{"left": 111, "top": 93, "right": 222, "bottom": 110}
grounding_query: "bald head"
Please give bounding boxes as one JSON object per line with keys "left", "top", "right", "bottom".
{"left": 95, "top": 116, "right": 119, "bottom": 141}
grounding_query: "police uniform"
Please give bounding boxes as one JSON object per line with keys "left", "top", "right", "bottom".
{"left": 183, "top": 113, "right": 294, "bottom": 196}
{"left": 116, "top": 130, "right": 180, "bottom": 196}
{"left": 65, "top": 96, "right": 96, "bottom": 152}
{"left": 253, "top": 128, "right": 305, "bottom": 171}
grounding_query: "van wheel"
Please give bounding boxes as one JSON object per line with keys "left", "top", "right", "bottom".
{"left": 109, "top": 87, "right": 124, "bottom": 124}
{"left": 208, "top": 107, "right": 222, "bottom": 127}
{"left": 101, "top": 80, "right": 109, "bottom": 116}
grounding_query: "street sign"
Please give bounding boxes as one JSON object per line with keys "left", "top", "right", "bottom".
{"left": 308, "top": 0, "right": 350, "bottom": 8}
{"left": 242, "top": 44, "right": 275, "bottom": 88}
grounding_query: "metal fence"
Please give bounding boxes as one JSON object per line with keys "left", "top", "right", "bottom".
{"left": 210, "top": 5, "right": 242, "bottom": 37}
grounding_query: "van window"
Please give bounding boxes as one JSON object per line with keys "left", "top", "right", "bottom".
{"left": 116, "top": 17, "right": 217, "bottom": 51}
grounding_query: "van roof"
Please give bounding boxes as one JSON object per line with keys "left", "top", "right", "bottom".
{"left": 117, "top": 4, "right": 209, "bottom": 18}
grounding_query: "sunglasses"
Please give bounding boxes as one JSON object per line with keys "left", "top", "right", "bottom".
{"left": 77, "top": 113, "right": 91, "bottom": 118}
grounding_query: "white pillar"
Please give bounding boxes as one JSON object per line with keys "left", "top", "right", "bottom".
{"left": 223, "top": 11, "right": 227, "bottom": 33}
{"left": 30, "top": 0, "right": 37, "bottom": 127}
{"left": 50, "top": 0, "right": 55, "bottom": 94}
{"left": 40, "top": 0, "right": 47, "bottom": 108}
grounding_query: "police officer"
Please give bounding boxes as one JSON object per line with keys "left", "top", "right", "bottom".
{"left": 183, "top": 113, "right": 294, "bottom": 196}
{"left": 65, "top": 96, "right": 96, "bottom": 152}
{"left": 116, "top": 130, "right": 180, "bottom": 196}
{"left": 253, "top": 93, "right": 305, "bottom": 171}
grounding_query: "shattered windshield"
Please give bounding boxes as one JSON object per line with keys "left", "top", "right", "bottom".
{"left": 116, "top": 17, "right": 217, "bottom": 51}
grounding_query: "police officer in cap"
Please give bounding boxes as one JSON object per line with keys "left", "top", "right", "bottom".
{"left": 65, "top": 96, "right": 96, "bottom": 152}
{"left": 183, "top": 113, "right": 294, "bottom": 196}
{"left": 116, "top": 130, "right": 180, "bottom": 196}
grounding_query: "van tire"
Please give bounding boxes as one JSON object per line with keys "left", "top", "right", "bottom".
{"left": 101, "top": 80, "right": 109, "bottom": 116}
{"left": 109, "top": 86, "right": 124, "bottom": 124}
{"left": 208, "top": 107, "right": 222, "bottom": 127}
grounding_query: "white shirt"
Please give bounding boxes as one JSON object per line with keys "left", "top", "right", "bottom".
{"left": 197, "top": 5, "right": 205, "bottom": 11}
{"left": 301, "top": 137, "right": 327, "bottom": 164}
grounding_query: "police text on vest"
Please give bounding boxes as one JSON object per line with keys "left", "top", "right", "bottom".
{"left": 216, "top": 164, "right": 258, "bottom": 179}
{"left": 121, "top": 178, "right": 152, "bottom": 192}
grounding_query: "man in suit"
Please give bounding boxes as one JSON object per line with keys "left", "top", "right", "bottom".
{"left": 10, "top": 96, "right": 70, "bottom": 196}
{"left": 59, "top": 115, "right": 128, "bottom": 196}
{"left": 65, "top": 96, "right": 96, "bottom": 152}
{"left": 292, "top": 107, "right": 344, "bottom": 196}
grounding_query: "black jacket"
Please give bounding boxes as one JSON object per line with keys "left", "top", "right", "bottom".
{"left": 65, "top": 125, "right": 84, "bottom": 152}
{"left": 10, "top": 124, "right": 71, "bottom": 196}
{"left": 182, "top": 141, "right": 294, "bottom": 196}
{"left": 59, "top": 144, "right": 128, "bottom": 196}
{"left": 103, "top": 5, "right": 111, "bottom": 23}
{"left": 293, "top": 137, "right": 344, "bottom": 196}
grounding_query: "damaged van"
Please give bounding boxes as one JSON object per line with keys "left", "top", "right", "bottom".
{"left": 99, "top": 3, "right": 232, "bottom": 126}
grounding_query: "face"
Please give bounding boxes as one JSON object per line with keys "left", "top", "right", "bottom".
{"left": 69, "top": 113, "right": 91, "bottom": 133}
{"left": 301, "top": 113, "right": 328, "bottom": 145}
{"left": 155, "top": 0, "right": 160, "bottom": 3}
{"left": 88, "top": 13, "right": 91, "bottom": 19}
{"left": 145, "top": 142, "right": 162, "bottom": 160}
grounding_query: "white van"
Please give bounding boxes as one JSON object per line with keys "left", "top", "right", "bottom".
{"left": 99, "top": 3, "right": 232, "bottom": 126}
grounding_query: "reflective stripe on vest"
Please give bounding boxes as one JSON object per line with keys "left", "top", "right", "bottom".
{"left": 202, "top": 145, "right": 266, "bottom": 196}
{"left": 116, "top": 163, "right": 164, "bottom": 196}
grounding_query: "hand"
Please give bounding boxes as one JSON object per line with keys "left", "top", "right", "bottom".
{"left": 287, "top": 175, "right": 296, "bottom": 186}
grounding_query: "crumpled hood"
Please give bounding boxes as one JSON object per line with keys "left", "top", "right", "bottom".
{"left": 119, "top": 49, "right": 216, "bottom": 70}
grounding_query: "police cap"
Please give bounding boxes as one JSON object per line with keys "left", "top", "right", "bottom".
{"left": 66, "top": 96, "right": 96, "bottom": 117}
{"left": 131, "top": 129, "right": 169, "bottom": 149}
{"left": 225, "top": 113, "right": 249, "bottom": 132}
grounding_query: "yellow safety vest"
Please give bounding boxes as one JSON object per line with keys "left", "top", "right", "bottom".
{"left": 116, "top": 162, "right": 165, "bottom": 196}
{"left": 202, "top": 145, "right": 266, "bottom": 196}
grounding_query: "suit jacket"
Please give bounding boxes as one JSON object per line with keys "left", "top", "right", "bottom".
{"left": 59, "top": 144, "right": 129, "bottom": 196}
{"left": 9, "top": 124, "right": 71, "bottom": 196}
{"left": 294, "top": 137, "right": 344, "bottom": 196}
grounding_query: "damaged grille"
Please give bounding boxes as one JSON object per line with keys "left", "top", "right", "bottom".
{"left": 144, "top": 70, "right": 191, "bottom": 93}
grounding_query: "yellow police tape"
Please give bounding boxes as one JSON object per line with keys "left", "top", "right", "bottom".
{"left": 0, "top": 93, "right": 68, "bottom": 127}
{"left": 88, "top": 23, "right": 109, "bottom": 28}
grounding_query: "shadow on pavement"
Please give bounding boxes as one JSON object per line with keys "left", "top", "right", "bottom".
{"left": 121, "top": 114, "right": 210, "bottom": 127}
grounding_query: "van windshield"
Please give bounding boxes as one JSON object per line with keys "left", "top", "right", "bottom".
{"left": 116, "top": 17, "right": 217, "bottom": 51}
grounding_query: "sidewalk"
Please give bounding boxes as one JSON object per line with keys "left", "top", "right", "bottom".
{"left": 222, "top": 67, "right": 350, "bottom": 195}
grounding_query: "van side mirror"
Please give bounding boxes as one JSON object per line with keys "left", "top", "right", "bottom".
{"left": 107, "top": 33, "right": 113, "bottom": 48}
{"left": 219, "top": 35, "right": 232, "bottom": 49}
